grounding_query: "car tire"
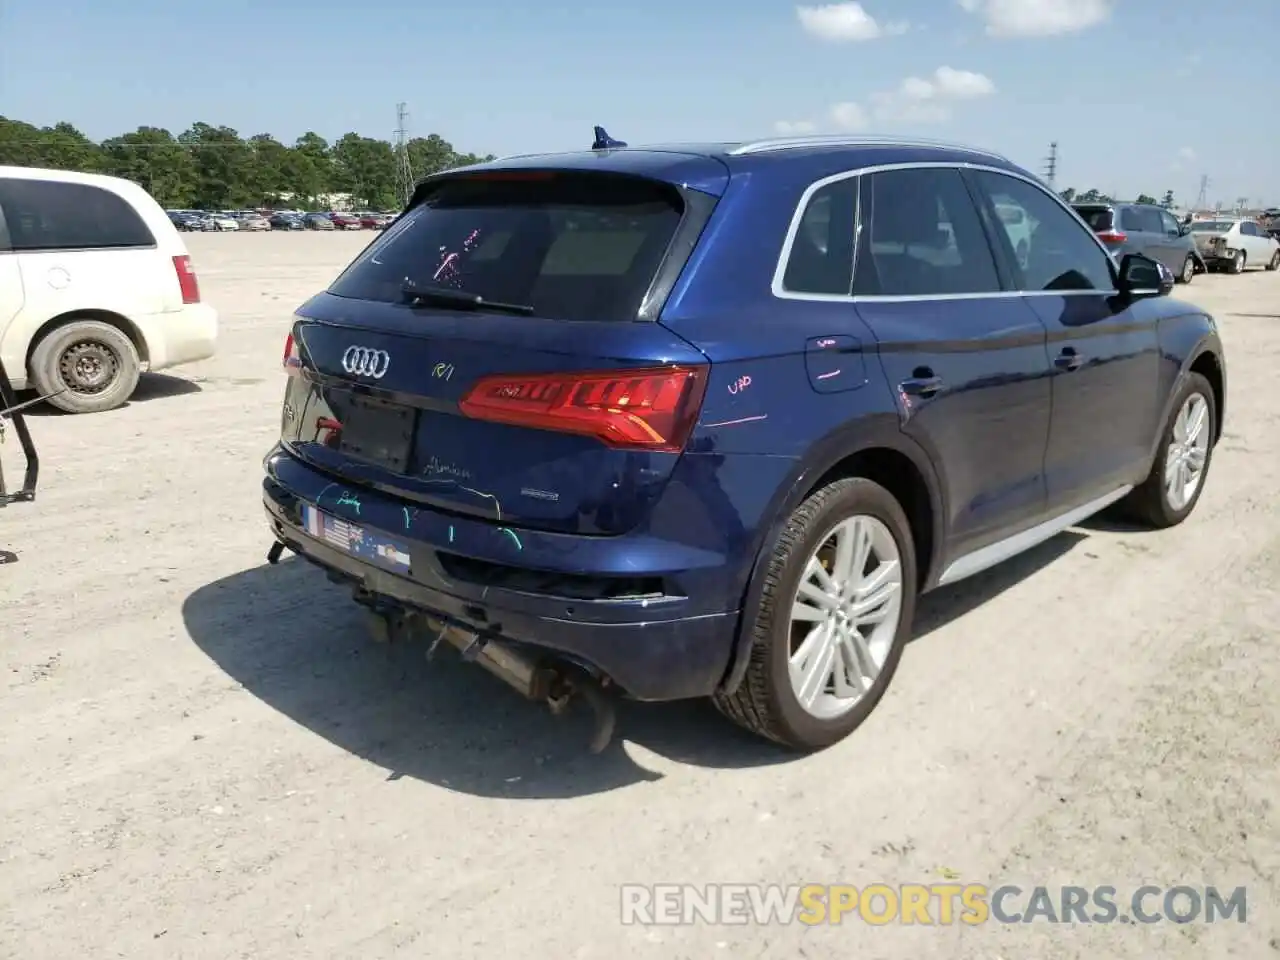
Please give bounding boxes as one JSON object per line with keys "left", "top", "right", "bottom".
{"left": 1177, "top": 256, "right": 1195, "bottom": 284}
{"left": 1120, "top": 371, "right": 1216, "bottom": 529}
{"left": 30, "top": 320, "right": 141, "bottom": 414}
{"left": 1267, "top": 250, "right": 1280, "bottom": 271}
{"left": 713, "top": 477, "right": 918, "bottom": 751}
{"left": 1229, "top": 250, "right": 1246, "bottom": 274}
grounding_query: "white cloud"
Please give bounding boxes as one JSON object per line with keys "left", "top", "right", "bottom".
{"left": 771, "top": 66, "right": 993, "bottom": 134}
{"left": 796, "top": 2, "right": 908, "bottom": 41}
{"left": 829, "top": 102, "right": 870, "bottom": 130}
{"left": 871, "top": 66, "right": 996, "bottom": 123}
{"left": 1178, "top": 146, "right": 1196, "bottom": 161}
{"left": 774, "top": 120, "right": 818, "bottom": 135}
{"left": 958, "top": 0, "right": 1112, "bottom": 37}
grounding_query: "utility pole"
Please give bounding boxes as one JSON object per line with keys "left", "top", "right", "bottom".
{"left": 394, "top": 102, "right": 414, "bottom": 209}
{"left": 1193, "top": 174, "right": 1209, "bottom": 212}
{"left": 1043, "top": 142, "right": 1058, "bottom": 189}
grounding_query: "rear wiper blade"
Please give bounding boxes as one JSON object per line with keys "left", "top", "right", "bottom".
{"left": 401, "top": 283, "right": 534, "bottom": 316}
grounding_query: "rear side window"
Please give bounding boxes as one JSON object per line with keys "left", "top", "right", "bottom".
{"left": 854, "top": 167, "right": 1001, "bottom": 296}
{"left": 328, "top": 172, "right": 685, "bottom": 322}
{"left": 1120, "top": 207, "right": 1163, "bottom": 234}
{"left": 1073, "top": 206, "right": 1114, "bottom": 232}
{"left": 0, "top": 178, "right": 155, "bottom": 251}
{"left": 780, "top": 177, "right": 858, "bottom": 295}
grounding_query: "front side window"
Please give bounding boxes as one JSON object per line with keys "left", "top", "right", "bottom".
{"left": 1160, "top": 210, "right": 1181, "bottom": 235}
{"left": 853, "top": 167, "right": 1001, "bottom": 296}
{"left": 1240, "top": 222, "right": 1257, "bottom": 236}
{"left": 780, "top": 177, "right": 858, "bottom": 295}
{"left": 329, "top": 172, "right": 684, "bottom": 322}
{"left": 971, "top": 171, "right": 1115, "bottom": 293}
{"left": 0, "top": 179, "right": 155, "bottom": 251}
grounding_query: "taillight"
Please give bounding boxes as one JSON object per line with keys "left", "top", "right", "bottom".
{"left": 1096, "top": 230, "right": 1127, "bottom": 244}
{"left": 458, "top": 365, "right": 708, "bottom": 452}
{"left": 173, "top": 255, "right": 200, "bottom": 303}
{"left": 283, "top": 332, "right": 302, "bottom": 375}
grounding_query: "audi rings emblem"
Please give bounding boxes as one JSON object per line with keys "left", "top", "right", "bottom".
{"left": 342, "top": 345, "right": 390, "bottom": 379}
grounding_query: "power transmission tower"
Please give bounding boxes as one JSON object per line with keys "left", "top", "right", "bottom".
{"left": 1043, "top": 142, "right": 1058, "bottom": 188}
{"left": 394, "top": 102, "right": 415, "bottom": 209}
{"left": 1193, "top": 174, "right": 1209, "bottom": 211}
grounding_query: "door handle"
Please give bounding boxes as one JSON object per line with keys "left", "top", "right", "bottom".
{"left": 899, "top": 375, "right": 944, "bottom": 397}
{"left": 1055, "top": 347, "right": 1084, "bottom": 372}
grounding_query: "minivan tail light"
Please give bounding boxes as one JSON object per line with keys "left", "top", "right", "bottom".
{"left": 1096, "top": 229, "right": 1127, "bottom": 244}
{"left": 459, "top": 366, "right": 708, "bottom": 452}
{"left": 283, "top": 332, "right": 302, "bottom": 375}
{"left": 172, "top": 255, "right": 200, "bottom": 303}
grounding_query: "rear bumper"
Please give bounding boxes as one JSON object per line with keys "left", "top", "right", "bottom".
{"left": 261, "top": 450, "right": 740, "bottom": 701}
{"left": 137, "top": 302, "right": 218, "bottom": 371}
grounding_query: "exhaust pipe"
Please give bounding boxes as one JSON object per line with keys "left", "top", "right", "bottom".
{"left": 437, "top": 621, "right": 555, "bottom": 701}
{"left": 427, "top": 617, "right": 616, "bottom": 753}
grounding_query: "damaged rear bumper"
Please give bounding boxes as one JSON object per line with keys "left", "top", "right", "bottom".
{"left": 262, "top": 468, "right": 739, "bottom": 703}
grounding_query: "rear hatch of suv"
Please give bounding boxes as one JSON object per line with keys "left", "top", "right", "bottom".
{"left": 1072, "top": 203, "right": 1126, "bottom": 251}
{"left": 281, "top": 161, "right": 726, "bottom": 537}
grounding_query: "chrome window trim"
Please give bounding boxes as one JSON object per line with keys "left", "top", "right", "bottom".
{"left": 771, "top": 160, "right": 1121, "bottom": 303}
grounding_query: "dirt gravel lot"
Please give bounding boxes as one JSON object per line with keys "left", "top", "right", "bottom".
{"left": 2, "top": 231, "right": 1277, "bottom": 958}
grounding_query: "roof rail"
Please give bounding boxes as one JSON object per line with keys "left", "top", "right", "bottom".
{"left": 727, "top": 134, "right": 1008, "bottom": 161}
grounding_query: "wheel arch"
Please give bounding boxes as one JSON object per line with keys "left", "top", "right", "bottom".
{"left": 25, "top": 309, "right": 150, "bottom": 374}
{"left": 717, "top": 416, "right": 946, "bottom": 695}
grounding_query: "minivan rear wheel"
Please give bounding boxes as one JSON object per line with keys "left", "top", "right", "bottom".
{"left": 1178, "top": 256, "right": 1195, "bottom": 284}
{"left": 714, "top": 477, "right": 917, "bottom": 750}
{"left": 31, "top": 320, "right": 141, "bottom": 414}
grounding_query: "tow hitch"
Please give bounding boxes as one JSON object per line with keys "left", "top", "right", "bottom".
{"left": 374, "top": 606, "right": 617, "bottom": 753}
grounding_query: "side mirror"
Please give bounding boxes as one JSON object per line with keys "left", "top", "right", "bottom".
{"left": 1178, "top": 224, "right": 1191, "bottom": 236}
{"left": 1117, "top": 253, "right": 1174, "bottom": 298}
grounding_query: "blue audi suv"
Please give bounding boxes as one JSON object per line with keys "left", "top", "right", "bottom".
{"left": 262, "top": 132, "right": 1226, "bottom": 751}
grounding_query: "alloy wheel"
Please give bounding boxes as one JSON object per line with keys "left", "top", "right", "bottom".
{"left": 788, "top": 515, "right": 903, "bottom": 719}
{"left": 1164, "top": 392, "right": 1210, "bottom": 511}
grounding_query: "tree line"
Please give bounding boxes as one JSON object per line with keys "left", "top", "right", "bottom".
{"left": 0, "top": 116, "right": 495, "bottom": 211}
{"left": 1058, "top": 187, "right": 1179, "bottom": 208}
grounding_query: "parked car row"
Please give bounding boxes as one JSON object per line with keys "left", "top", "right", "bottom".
{"left": 1072, "top": 201, "right": 1280, "bottom": 280}
{"left": 166, "top": 209, "right": 396, "bottom": 233}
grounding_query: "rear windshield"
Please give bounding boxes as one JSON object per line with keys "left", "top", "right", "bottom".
{"left": 327, "top": 172, "right": 685, "bottom": 322}
{"left": 1073, "top": 205, "right": 1114, "bottom": 231}
{"left": 1190, "top": 220, "right": 1234, "bottom": 232}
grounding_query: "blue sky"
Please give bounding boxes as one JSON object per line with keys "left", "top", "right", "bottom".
{"left": 2, "top": 0, "right": 1275, "bottom": 206}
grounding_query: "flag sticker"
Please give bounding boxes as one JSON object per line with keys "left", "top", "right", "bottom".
{"left": 301, "top": 504, "right": 412, "bottom": 571}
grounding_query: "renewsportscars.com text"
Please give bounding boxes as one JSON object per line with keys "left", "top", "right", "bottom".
{"left": 620, "top": 883, "right": 1247, "bottom": 925}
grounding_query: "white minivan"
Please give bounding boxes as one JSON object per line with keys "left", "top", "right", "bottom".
{"left": 0, "top": 166, "right": 217, "bottom": 413}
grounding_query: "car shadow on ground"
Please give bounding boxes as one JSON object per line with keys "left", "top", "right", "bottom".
{"left": 21, "top": 373, "right": 202, "bottom": 415}
{"left": 182, "top": 531, "right": 1088, "bottom": 799}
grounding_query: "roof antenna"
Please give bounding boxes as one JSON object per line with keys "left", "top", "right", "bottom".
{"left": 592, "top": 125, "right": 627, "bottom": 150}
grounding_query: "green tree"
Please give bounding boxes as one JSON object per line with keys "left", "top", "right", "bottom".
{"left": 247, "top": 134, "right": 292, "bottom": 205}
{"left": 331, "top": 134, "right": 396, "bottom": 208}
{"left": 1059, "top": 187, "right": 1076, "bottom": 202}
{"left": 179, "top": 122, "right": 256, "bottom": 209}
{"left": 291, "top": 132, "right": 332, "bottom": 204}
{"left": 1161, "top": 190, "right": 1175, "bottom": 208}
{"left": 0, "top": 115, "right": 491, "bottom": 210}
{"left": 101, "top": 127, "right": 194, "bottom": 207}
{"left": 1135, "top": 193, "right": 1158, "bottom": 205}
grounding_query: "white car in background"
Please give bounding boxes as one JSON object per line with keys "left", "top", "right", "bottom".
{"left": 209, "top": 214, "right": 239, "bottom": 231}
{"left": 1189, "top": 218, "right": 1280, "bottom": 274}
{"left": 0, "top": 166, "right": 218, "bottom": 413}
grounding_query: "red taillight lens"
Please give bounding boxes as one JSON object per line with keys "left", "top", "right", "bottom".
{"left": 1096, "top": 230, "right": 1127, "bottom": 244}
{"left": 458, "top": 366, "right": 708, "bottom": 452}
{"left": 283, "top": 332, "right": 302, "bottom": 375}
{"left": 173, "top": 255, "right": 200, "bottom": 303}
